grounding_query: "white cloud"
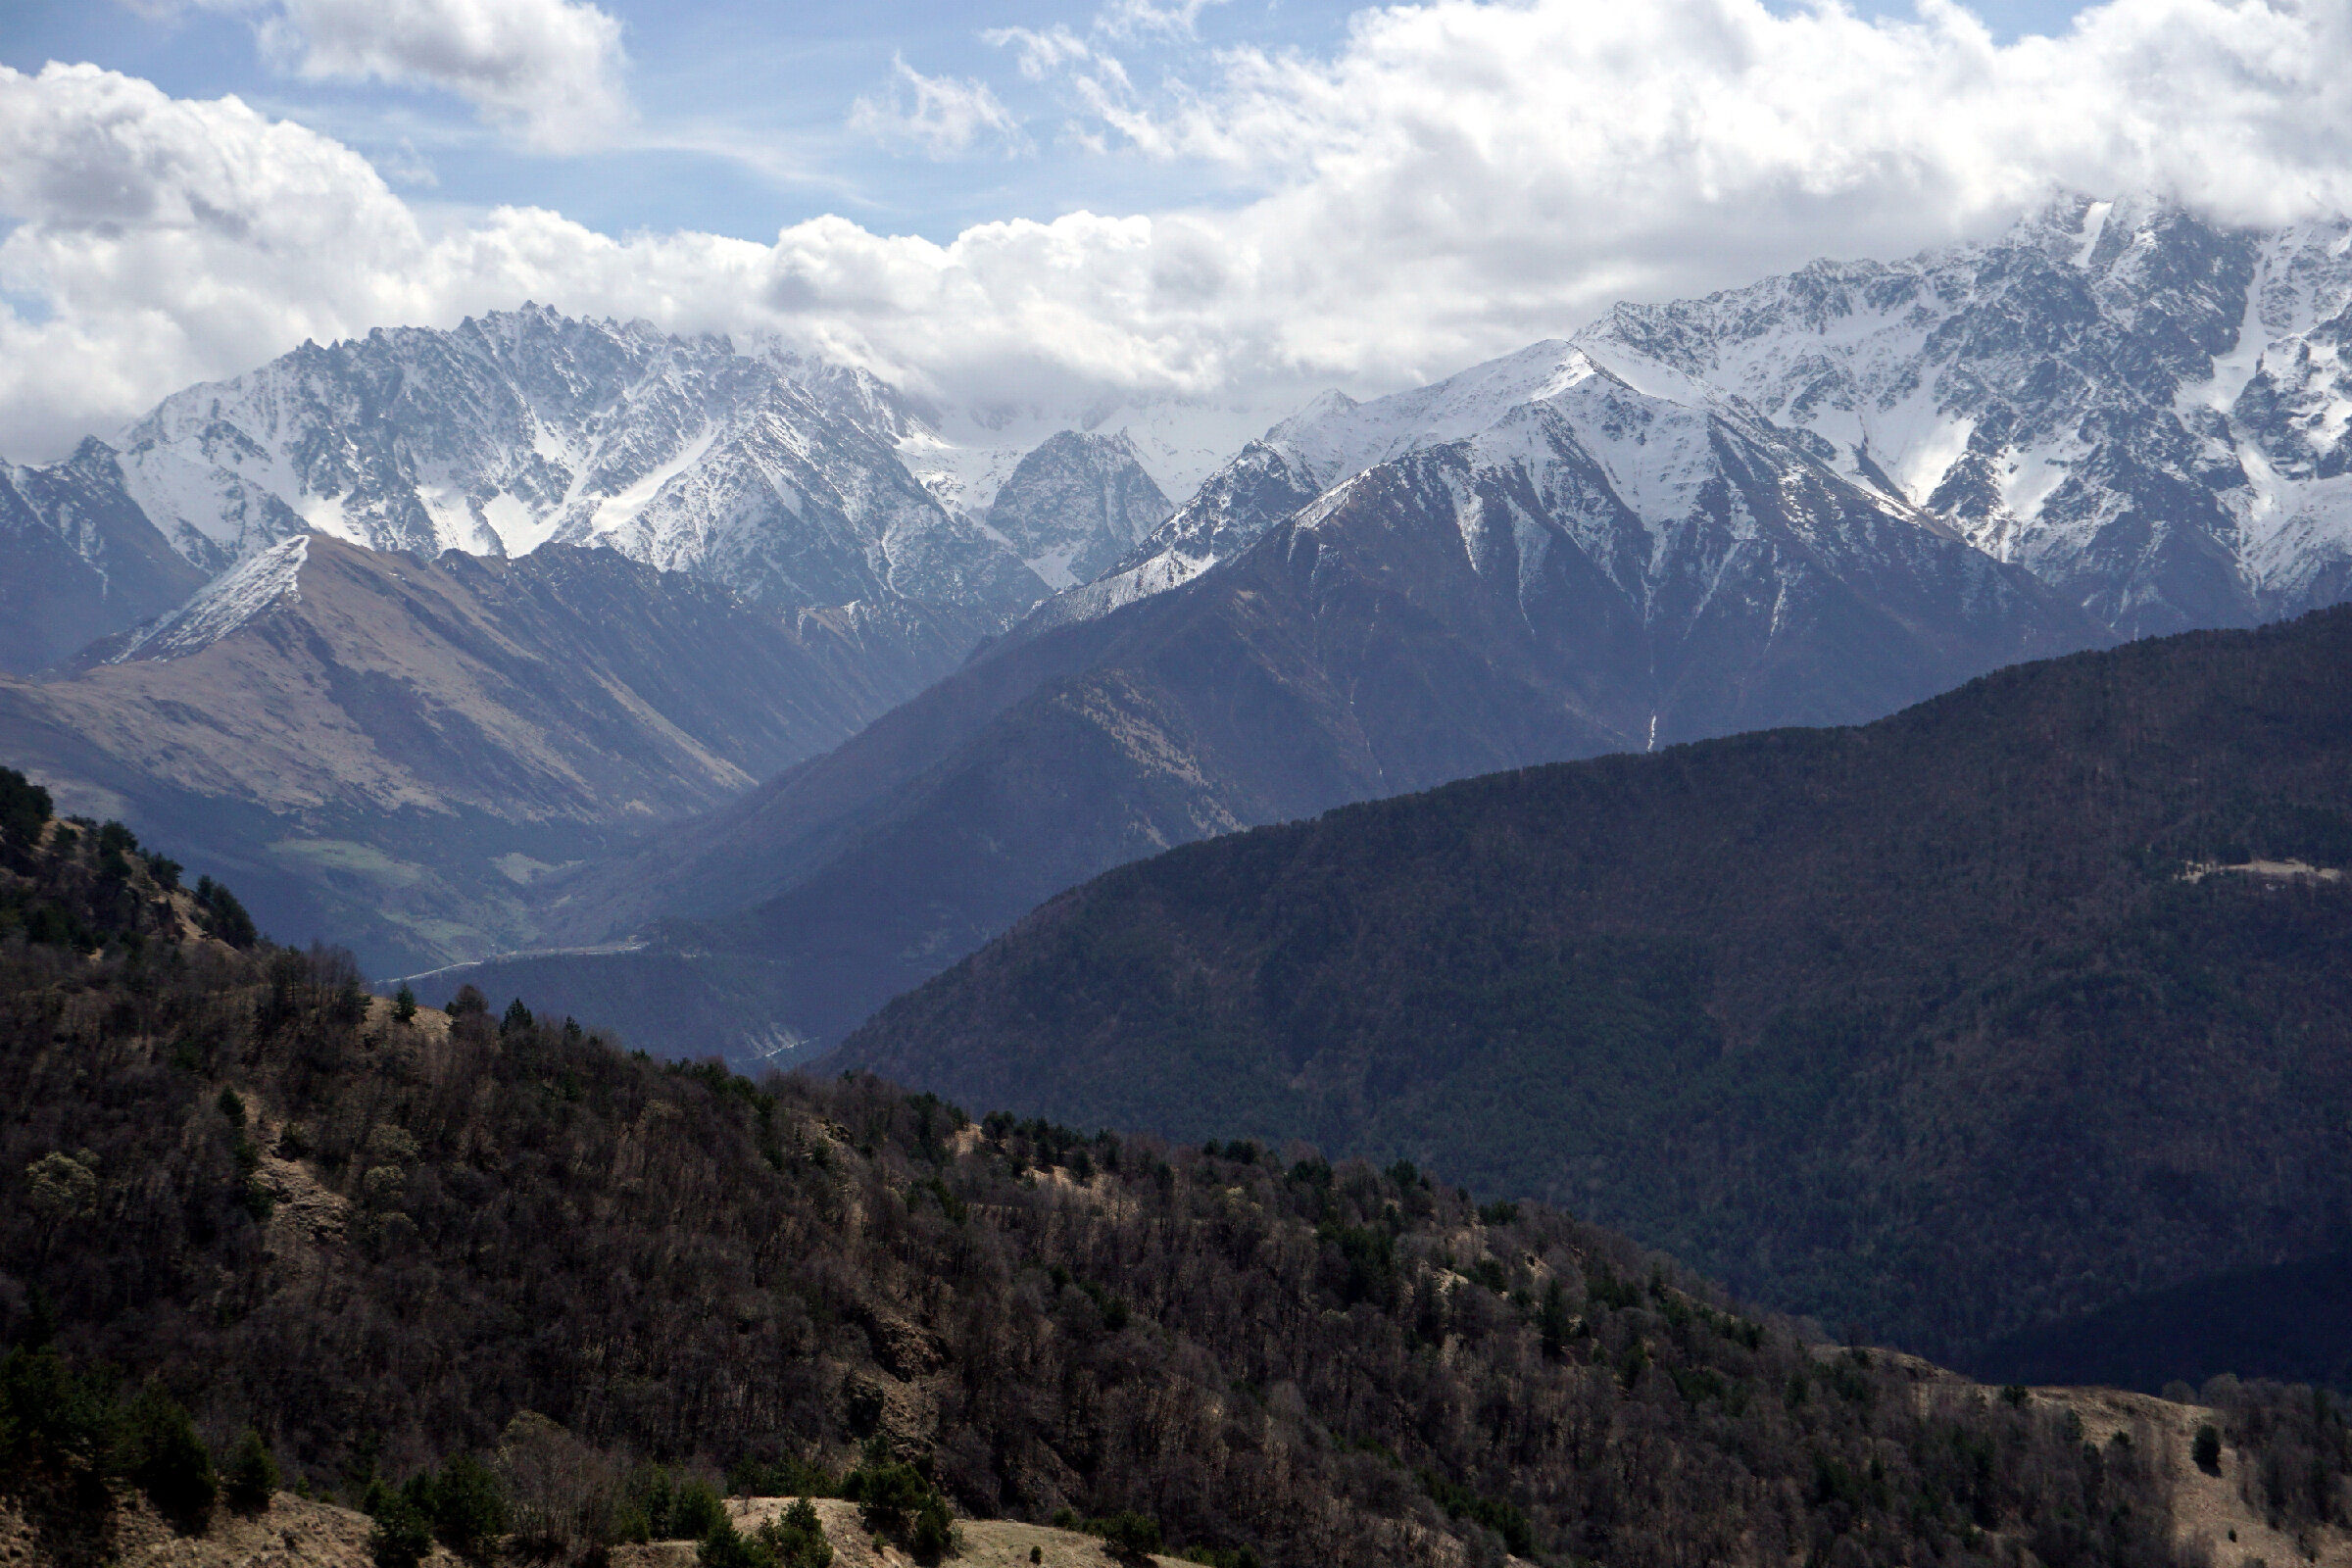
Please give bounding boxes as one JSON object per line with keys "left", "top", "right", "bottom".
{"left": 986, "top": 24, "right": 1099, "bottom": 83}
{"left": 847, "top": 54, "right": 1024, "bottom": 160}
{"left": 1094, "top": 0, "right": 1235, "bottom": 39}
{"left": 6, "top": 0, "right": 2352, "bottom": 465}
{"left": 259, "top": 0, "right": 628, "bottom": 151}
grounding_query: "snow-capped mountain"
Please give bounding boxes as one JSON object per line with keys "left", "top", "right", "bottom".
{"left": 1579, "top": 196, "right": 2352, "bottom": 636}
{"left": 1025, "top": 342, "right": 1611, "bottom": 633}
{"left": 111, "top": 305, "right": 1047, "bottom": 618}
{"left": 1021, "top": 198, "right": 2352, "bottom": 646}
{"left": 981, "top": 430, "right": 1173, "bottom": 589}
{"left": 891, "top": 392, "right": 1284, "bottom": 529}
{"left": 438, "top": 337, "right": 2099, "bottom": 1057}
{"left": 2, "top": 306, "right": 1293, "bottom": 678}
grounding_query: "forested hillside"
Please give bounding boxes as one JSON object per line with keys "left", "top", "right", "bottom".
{"left": 839, "top": 605, "right": 2352, "bottom": 1374}
{"left": 4, "top": 772, "right": 2328, "bottom": 1568}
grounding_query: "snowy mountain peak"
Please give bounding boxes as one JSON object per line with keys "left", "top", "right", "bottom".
{"left": 1019, "top": 341, "right": 1630, "bottom": 630}
{"left": 103, "top": 308, "right": 1049, "bottom": 621}
{"left": 984, "top": 429, "right": 1174, "bottom": 589}
{"left": 1574, "top": 196, "right": 2352, "bottom": 633}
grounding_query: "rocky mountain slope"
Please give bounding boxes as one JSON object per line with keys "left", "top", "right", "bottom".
{"left": 836, "top": 604, "right": 2352, "bottom": 1372}
{"left": 0, "top": 535, "right": 993, "bottom": 972}
{"left": 433, "top": 349, "right": 2102, "bottom": 1055}
{"left": 1581, "top": 197, "right": 2352, "bottom": 636}
{"left": 6, "top": 790, "right": 2322, "bottom": 1568}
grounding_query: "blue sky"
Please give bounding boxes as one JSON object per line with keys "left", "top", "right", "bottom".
{"left": 2, "top": 0, "right": 2102, "bottom": 244}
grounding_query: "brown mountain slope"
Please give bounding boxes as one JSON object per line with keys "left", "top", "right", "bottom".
{"left": 0, "top": 535, "right": 994, "bottom": 971}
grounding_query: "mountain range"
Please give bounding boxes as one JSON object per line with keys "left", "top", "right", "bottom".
{"left": 442, "top": 336, "right": 2103, "bottom": 1053}
{"left": 10, "top": 196, "right": 2352, "bottom": 1063}
{"left": 0, "top": 303, "right": 1200, "bottom": 678}
{"left": 430, "top": 196, "right": 2352, "bottom": 1054}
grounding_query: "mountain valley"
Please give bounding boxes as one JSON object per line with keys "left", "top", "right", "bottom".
{"left": 0, "top": 536, "right": 996, "bottom": 973}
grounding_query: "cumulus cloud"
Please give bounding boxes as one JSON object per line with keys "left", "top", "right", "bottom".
{"left": 6, "top": 0, "right": 2352, "bottom": 464}
{"left": 259, "top": 0, "right": 628, "bottom": 150}
{"left": 847, "top": 55, "right": 1024, "bottom": 159}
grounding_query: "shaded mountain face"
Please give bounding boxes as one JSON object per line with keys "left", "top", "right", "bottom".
{"left": 432, "top": 353, "right": 2101, "bottom": 1057}
{"left": 1972, "top": 1249, "right": 2352, "bottom": 1396}
{"left": 983, "top": 429, "right": 1172, "bottom": 588}
{"left": 0, "top": 534, "right": 997, "bottom": 973}
{"left": 0, "top": 441, "right": 207, "bottom": 674}
{"left": 112, "top": 303, "right": 1047, "bottom": 614}
{"left": 837, "top": 606, "right": 2352, "bottom": 1369}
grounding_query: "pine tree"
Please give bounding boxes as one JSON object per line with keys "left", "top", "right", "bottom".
{"left": 224, "top": 1428, "right": 280, "bottom": 1512}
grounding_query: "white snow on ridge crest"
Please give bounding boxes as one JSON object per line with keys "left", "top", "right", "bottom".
{"left": 113, "top": 534, "right": 310, "bottom": 663}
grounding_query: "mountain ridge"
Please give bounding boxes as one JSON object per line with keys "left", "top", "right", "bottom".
{"left": 835, "top": 603, "right": 2352, "bottom": 1369}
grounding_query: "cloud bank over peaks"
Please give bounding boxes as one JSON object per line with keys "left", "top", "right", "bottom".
{"left": 6, "top": 0, "right": 2352, "bottom": 466}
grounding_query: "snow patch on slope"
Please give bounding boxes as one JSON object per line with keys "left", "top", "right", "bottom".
{"left": 113, "top": 534, "right": 309, "bottom": 662}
